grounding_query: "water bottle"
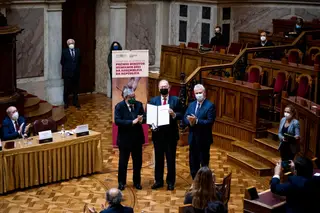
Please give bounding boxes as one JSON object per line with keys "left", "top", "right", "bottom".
{"left": 61, "top": 124, "right": 65, "bottom": 138}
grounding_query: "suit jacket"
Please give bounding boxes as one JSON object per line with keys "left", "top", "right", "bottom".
{"left": 271, "top": 176, "right": 316, "bottom": 213}
{"left": 184, "top": 99, "right": 216, "bottom": 145}
{"left": 60, "top": 48, "right": 81, "bottom": 79}
{"left": 210, "top": 34, "right": 228, "bottom": 47}
{"left": 2, "top": 116, "right": 26, "bottom": 141}
{"left": 100, "top": 204, "right": 134, "bottom": 213}
{"left": 149, "top": 96, "right": 182, "bottom": 143}
{"left": 114, "top": 100, "right": 145, "bottom": 149}
{"left": 278, "top": 117, "right": 300, "bottom": 154}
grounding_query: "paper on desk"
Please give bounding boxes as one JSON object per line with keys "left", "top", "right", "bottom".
{"left": 157, "top": 104, "right": 170, "bottom": 126}
{"left": 147, "top": 104, "right": 157, "bottom": 126}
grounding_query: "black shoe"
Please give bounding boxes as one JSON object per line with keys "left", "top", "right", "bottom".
{"left": 118, "top": 184, "right": 125, "bottom": 191}
{"left": 167, "top": 184, "right": 174, "bottom": 191}
{"left": 134, "top": 183, "right": 142, "bottom": 190}
{"left": 151, "top": 182, "right": 163, "bottom": 189}
{"left": 64, "top": 104, "right": 69, "bottom": 109}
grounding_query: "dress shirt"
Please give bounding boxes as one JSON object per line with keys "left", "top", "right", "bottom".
{"left": 273, "top": 175, "right": 280, "bottom": 179}
{"left": 161, "top": 95, "right": 169, "bottom": 105}
{"left": 69, "top": 48, "right": 75, "bottom": 57}
{"left": 11, "top": 120, "right": 17, "bottom": 132}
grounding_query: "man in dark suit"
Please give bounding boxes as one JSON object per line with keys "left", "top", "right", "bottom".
{"left": 184, "top": 84, "right": 216, "bottom": 179}
{"left": 2, "top": 106, "right": 30, "bottom": 141}
{"left": 60, "top": 38, "right": 81, "bottom": 109}
{"left": 210, "top": 26, "right": 228, "bottom": 48}
{"left": 88, "top": 188, "right": 133, "bottom": 213}
{"left": 255, "top": 31, "right": 275, "bottom": 59}
{"left": 270, "top": 157, "right": 315, "bottom": 213}
{"left": 149, "top": 79, "right": 182, "bottom": 190}
{"left": 114, "top": 88, "right": 145, "bottom": 190}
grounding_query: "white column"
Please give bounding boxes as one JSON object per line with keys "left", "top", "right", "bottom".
{"left": 45, "top": 5, "right": 64, "bottom": 105}
{"left": 154, "top": 1, "right": 170, "bottom": 68}
{"left": 109, "top": 2, "right": 127, "bottom": 49}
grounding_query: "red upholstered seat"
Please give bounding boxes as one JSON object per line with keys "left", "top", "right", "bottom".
{"left": 274, "top": 72, "right": 287, "bottom": 93}
{"left": 246, "top": 65, "right": 263, "bottom": 84}
{"left": 305, "top": 47, "right": 320, "bottom": 66}
{"left": 227, "top": 43, "right": 243, "bottom": 55}
{"left": 169, "top": 85, "right": 180, "bottom": 97}
{"left": 33, "top": 118, "right": 57, "bottom": 135}
{"left": 314, "top": 53, "right": 320, "bottom": 65}
{"left": 287, "top": 49, "right": 303, "bottom": 64}
{"left": 187, "top": 42, "right": 199, "bottom": 49}
{"left": 296, "top": 75, "right": 310, "bottom": 98}
{"left": 202, "top": 43, "right": 211, "bottom": 48}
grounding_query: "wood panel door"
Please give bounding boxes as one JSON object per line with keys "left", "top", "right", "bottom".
{"left": 62, "top": 0, "right": 96, "bottom": 93}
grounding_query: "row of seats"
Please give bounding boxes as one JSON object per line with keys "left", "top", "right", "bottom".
{"left": 245, "top": 65, "right": 312, "bottom": 114}
{"left": 187, "top": 41, "right": 320, "bottom": 65}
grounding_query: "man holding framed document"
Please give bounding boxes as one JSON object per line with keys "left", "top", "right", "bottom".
{"left": 148, "top": 79, "right": 182, "bottom": 190}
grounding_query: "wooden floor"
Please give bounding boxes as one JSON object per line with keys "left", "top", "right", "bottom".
{"left": 0, "top": 94, "right": 270, "bottom": 213}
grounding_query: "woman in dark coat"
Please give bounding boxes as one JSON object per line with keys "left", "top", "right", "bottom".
{"left": 108, "top": 41, "right": 123, "bottom": 96}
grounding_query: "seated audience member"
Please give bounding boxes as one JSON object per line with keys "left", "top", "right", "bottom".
{"left": 210, "top": 26, "right": 228, "bottom": 48}
{"left": 88, "top": 188, "right": 134, "bottom": 213}
{"left": 294, "top": 18, "right": 304, "bottom": 35}
{"left": 184, "top": 167, "right": 224, "bottom": 213}
{"left": 255, "top": 31, "right": 275, "bottom": 59}
{"left": 2, "top": 106, "right": 30, "bottom": 141}
{"left": 205, "top": 201, "right": 227, "bottom": 213}
{"left": 270, "top": 157, "right": 315, "bottom": 213}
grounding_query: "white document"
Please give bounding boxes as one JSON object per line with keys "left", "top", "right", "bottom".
{"left": 75, "top": 124, "right": 89, "bottom": 133}
{"left": 146, "top": 104, "right": 170, "bottom": 127}
{"left": 157, "top": 104, "right": 170, "bottom": 126}
{"left": 147, "top": 104, "right": 158, "bottom": 127}
{"left": 39, "top": 130, "right": 53, "bottom": 140}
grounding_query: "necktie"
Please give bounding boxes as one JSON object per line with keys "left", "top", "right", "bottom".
{"left": 71, "top": 49, "right": 75, "bottom": 58}
{"left": 163, "top": 97, "right": 167, "bottom": 105}
{"left": 195, "top": 103, "right": 201, "bottom": 115}
{"left": 15, "top": 121, "right": 19, "bottom": 132}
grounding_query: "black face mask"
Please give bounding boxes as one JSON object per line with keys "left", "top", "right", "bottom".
{"left": 160, "top": 88, "right": 169, "bottom": 95}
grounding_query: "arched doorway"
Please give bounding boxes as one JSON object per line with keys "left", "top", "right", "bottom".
{"left": 62, "top": 0, "right": 96, "bottom": 93}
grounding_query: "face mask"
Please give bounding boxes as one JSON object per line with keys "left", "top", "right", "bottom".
{"left": 195, "top": 93, "right": 204, "bottom": 102}
{"left": 160, "top": 88, "right": 169, "bottom": 96}
{"left": 284, "top": 112, "right": 292, "bottom": 119}
{"left": 296, "top": 24, "right": 301, "bottom": 29}
{"left": 69, "top": 44, "right": 75, "bottom": 49}
{"left": 260, "top": 36, "right": 266, "bottom": 42}
{"left": 12, "top": 112, "right": 19, "bottom": 120}
{"left": 128, "top": 97, "right": 136, "bottom": 105}
{"left": 113, "top": 45, "right": 119, "bottom": 50}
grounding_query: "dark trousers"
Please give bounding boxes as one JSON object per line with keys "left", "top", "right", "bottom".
{"left": 189, "top": 140, "right": 211, "bottom": 179}
{"left": 63, "top": 77, "right": 79, "bottom": 105}
{"left": 154, "top": 141, "right": 177, "bottom": 185}
{"left": 279, "top": 142, "right": 295, "bottom": 161}
{"left": 118, "top": 145, "right": 142, "bottom": 185}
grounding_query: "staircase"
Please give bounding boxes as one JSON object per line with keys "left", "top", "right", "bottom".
{"left": 20, "top": 90, "right": 66, "bottom": 127}
{"left": 227, "top": 125, "right": 281, "bottom": 176}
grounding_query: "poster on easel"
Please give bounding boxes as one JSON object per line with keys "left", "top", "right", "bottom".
{"left": 111, "top": 50, "right": 149, "bottom": 147}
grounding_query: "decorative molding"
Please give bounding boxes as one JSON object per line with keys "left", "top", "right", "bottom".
{"left": 9, "top": 0, "right": 65, "bottom": 5}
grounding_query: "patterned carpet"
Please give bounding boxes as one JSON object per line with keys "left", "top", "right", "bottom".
{"left": 0, "top": 94, "right": 270, "bottom": 213}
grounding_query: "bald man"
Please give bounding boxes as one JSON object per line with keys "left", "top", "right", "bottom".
{"left": 88, "top": 188, "right": 133, "bottom": 213}
{"left": 60, "top": 38, "right": 81, "bottom": 109}
{"left": 2, "top": 106, "right": 29, "bottom": 141}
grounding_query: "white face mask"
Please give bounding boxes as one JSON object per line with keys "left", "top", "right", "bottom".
{"left": 195, "top": 93, "right": 204, "bottom": 102}
{"left": 69, "top": 44, "right": 75, "bottom": 49}
{"left": 260, "top": 36, "right": 266, "bottom": 42}
{"left": 284, "top": 112, "right": 292, "bottom": 119}
{"left": 12, "top": 112, "right": 19, "bottom": 121}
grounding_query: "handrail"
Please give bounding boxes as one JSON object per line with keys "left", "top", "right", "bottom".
{"left": 183, "top": 30, "right": 320, "bottom": 84}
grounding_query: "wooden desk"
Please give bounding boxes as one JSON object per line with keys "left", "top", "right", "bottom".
{"left": 203, "top": 76, "right": 273, "bottom": 143}
{"left": 160, "top": 45, "right": 235, "bottom": 82}
{"left": 0, "top": 131, "right": 102, "bottom": 194}
{"left": 244, "top": 189, "right": 286, "bottom": 213}
{"left": 281, "top": 96, "right": 320, "bottom": 159}
{"left": 248, "top": 58, "right": 319, "bottom": 102}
